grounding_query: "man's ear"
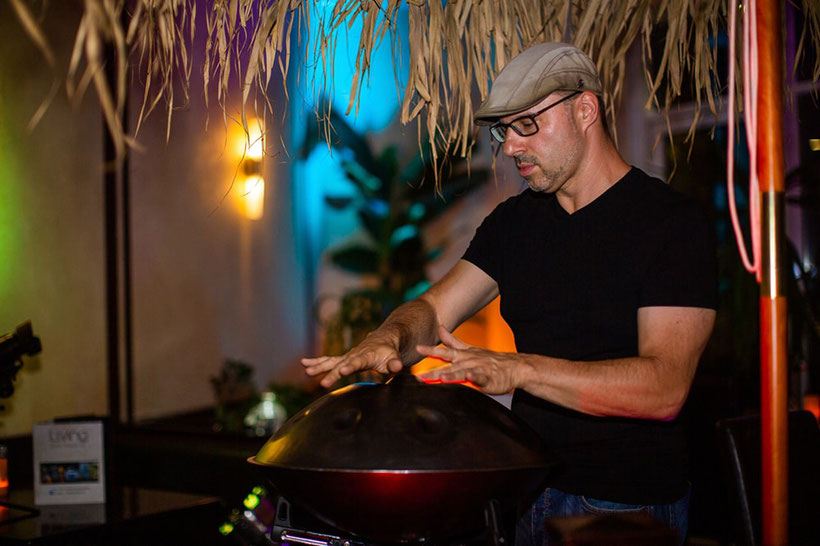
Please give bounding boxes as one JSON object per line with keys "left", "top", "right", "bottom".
{"left": 576, "top": 91, "right": 600, "bottom": 132}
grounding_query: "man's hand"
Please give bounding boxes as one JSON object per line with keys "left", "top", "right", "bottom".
{"left": 301, "top": 332, "right": 405, "bottom": 389}
{"left": 302, "top": 261, "right": 500, "bottom": 390}
{"left": 417, "top": 325, "right": 522, "bottom": 395}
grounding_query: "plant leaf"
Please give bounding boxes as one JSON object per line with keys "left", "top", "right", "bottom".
{"left": 329, "top": 245, "right": 379, "bottom": 274}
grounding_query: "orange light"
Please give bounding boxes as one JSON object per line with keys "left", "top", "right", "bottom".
{"left": 238, "top": 119, "right": 265, "bottom": 160}
{"left": 231, "top": 118, "right": 266, "bottom": 220}
{"left": 417, "top": 375, "right": 480, "bottom": 390}
{"left": 242, "top": 176, "right": 265, "bottom": 220}
{"left": 0, "top": 453, "right": 7, "bottom": 496}
{"left": 410, "top": 356, "right": 444, "bottom": 376}
{"left": 804, "top": 394, "right": 820, "bottom": 422}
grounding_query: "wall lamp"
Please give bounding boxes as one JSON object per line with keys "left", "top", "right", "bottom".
{"left": 239, "top": 120, "right": 265, "bottom": 220}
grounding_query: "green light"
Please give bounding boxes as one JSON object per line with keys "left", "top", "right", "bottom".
{"left": 218, "top": 522, "right": 234, "bottom": 535}
{"left": 252, "top": 485, "right": 266, "bottom": 496}
{"left": 243, "top": 493, "right": 260, "bottom": 510}
{"left": 0, "top": 108, "right": 23, "bottom": 296}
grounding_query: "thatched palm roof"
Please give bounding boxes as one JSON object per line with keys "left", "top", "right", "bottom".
{"left": 10, "top": 0, "right": 820, "bottom": 163}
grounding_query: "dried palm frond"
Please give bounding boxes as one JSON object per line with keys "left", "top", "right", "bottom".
{"left": 12, "top": 0, "right": 194, "bottom": 157}
{"left": 203, "top": 0, "right": 307, "bottom": 149}
{"left": 10, "top": 0, "right": 55, "bottom": 66}
{"left": 9, "top": 0, "right": 59, "bottom": 132}
{"left": 10, "top": 0, "right": 820, "bottom": 176}
{"left": 67, "top": 0, "right": 130, "bottom": 158}
{"left": 128, "top": 0, "right": 195, "bottom": 141}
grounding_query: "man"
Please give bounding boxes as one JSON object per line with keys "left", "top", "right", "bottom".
{"left": 302, "top": 42, "right": 716, "bottom": 545}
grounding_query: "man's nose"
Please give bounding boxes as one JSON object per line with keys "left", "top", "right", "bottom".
{"left": 502, "top": 130, "right": 525, "bottom": 157}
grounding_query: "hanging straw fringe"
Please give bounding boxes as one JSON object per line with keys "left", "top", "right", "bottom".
{"left": 10, "top": 0, "right": 820, "bottom": 175}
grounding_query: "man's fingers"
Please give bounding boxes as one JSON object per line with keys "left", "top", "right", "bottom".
{"left": 300, "top": 356, "right": 329, "bottom": 367}
{"left": 465, "top": 370, "right": 489, "bottom": 387}
{"left": 319, "top": 369, "right": 342, "bottom": 388}
{"left": 420, "top": 361, "right": 474, "bottom": 383}
{"left": 436, "top": 368, "right": 470, "bottom": 383}
{"left": 418, "top": 364, "right": 446, "bottom": 381}
{"left": 438, "top": 325, "right": 470, "bottom": 350}
{"left": 301, "top": 356, "right": 342, "bottom": 376}
{"left": 303, "top": 346, "right": 404, "bottom": 388}
{"left": 416, "top": 344, "right": 454, "bottom": 361}
{"left": 301, "top": 355, "right": 344, "bottom": 367}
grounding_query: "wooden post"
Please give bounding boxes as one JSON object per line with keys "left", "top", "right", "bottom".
{"left": 757, "top": 0, "right": 789, "bottom": 544}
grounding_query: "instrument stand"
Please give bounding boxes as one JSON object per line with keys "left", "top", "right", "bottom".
{"left": 483, "top": 499, "right": 508, "bottom": 546}
{"left": 229, "top": 494, "right": 513, "bottom": 546}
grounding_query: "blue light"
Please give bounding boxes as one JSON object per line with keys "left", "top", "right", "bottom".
{"left": 404, "top": 280, "right": 431, "bottom": 302}
{"left": 365, "top": 199, "right": 390, "bottom": 218}
{"left": 291, "top": 2, "right": 410, "bottom": 295}
{"left": 390, "top": 224, "right": 418, "bottom": 248}
{"left": 295, "top": 2, "right": 409, "bottom": 132}
{"left": 408, "top": 202, "right": 425, "bottom": 221}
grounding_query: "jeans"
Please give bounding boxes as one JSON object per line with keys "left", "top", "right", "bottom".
{"left": 514, "top": 487, "right": 690, "bottom": 546}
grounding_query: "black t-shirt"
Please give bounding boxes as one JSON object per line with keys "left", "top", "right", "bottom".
{"left": 462, "top": 167, "right": 717, "bottom": 504}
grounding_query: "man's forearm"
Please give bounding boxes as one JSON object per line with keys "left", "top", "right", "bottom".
{"left": 516, "top": 353, "right": 691, "bottom": 420}
{"left": 418, "top": 307, "right": 715, "bottom": 420}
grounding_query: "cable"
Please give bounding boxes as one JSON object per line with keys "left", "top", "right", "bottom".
{"left": 727, "top": 0, "right": 762, "bottom": 282}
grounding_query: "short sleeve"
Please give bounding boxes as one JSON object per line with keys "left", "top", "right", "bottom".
{"left": 639, "top": 202, "right": 718, "bottom": 309}
{"left": 462, "top": 205, "right": 504, "bottom": 283}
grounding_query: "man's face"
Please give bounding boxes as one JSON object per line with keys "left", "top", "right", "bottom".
{"left": 499, "top": 92, "right": 583, "bottom": 194}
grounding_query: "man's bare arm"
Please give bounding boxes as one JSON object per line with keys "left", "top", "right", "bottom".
{"left": 302, "top": 260, "right": 498, "bottom": 388}
{"left": 419, "top": 306, "right": 716, "bottom": 420}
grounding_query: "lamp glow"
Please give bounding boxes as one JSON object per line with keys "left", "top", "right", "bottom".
{"left": 242, "top": 120, "right": 265, "bottom": 160}
{"left": 243, "top": 176, "right": 265, "bottom": 220}
{"left": 232, "top": 118, "right": 266, "bottom": 220}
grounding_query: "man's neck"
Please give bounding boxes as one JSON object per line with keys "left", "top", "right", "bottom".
{"left": 555, "top": 142, "right": 631, "bottom": 214}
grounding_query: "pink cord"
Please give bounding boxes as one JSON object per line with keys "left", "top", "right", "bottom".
{"left": 727, "top": 0, "right": 762, "bottom": 281}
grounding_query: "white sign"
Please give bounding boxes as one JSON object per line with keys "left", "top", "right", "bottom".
{"left": 33, "top": 421, "right": 105, "bottom": 505}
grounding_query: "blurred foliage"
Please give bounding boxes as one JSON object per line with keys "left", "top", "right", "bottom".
{"left": 301, "top": 101, "right": 490, "bottom": 361}
{"left": 210, "top": 359, "right": 259, "bottom": 433}
{"left": 265, "top": 382, "right": 322, "bottom": 419}
{"left": 211, "top": 361, "right": 323, "bottom": 430}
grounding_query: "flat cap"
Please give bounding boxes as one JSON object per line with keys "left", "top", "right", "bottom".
{"left": 474, "top": 42, "right": 602, "bottom": 125}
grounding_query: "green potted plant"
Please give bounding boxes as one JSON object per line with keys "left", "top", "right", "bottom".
{"left": 300, "top": 102, "right": 490, "bottom": 362}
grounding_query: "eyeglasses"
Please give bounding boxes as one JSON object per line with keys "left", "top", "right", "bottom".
{"left": 489, "top": 91, "right": 582, "bottom": 143}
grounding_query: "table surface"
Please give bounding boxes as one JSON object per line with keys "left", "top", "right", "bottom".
{"left": 0, "top": 487, "right": 221, "bottom": 544}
